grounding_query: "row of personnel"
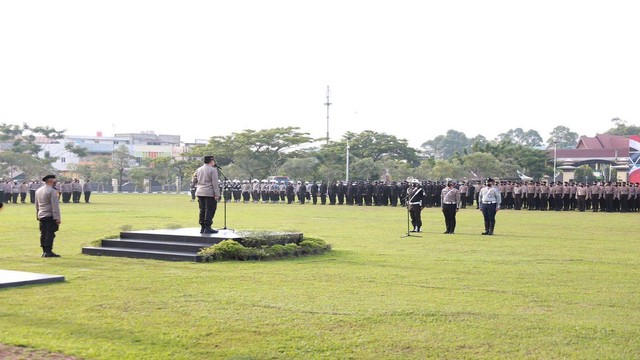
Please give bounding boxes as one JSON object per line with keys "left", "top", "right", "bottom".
{"left": 207, "top": 179, "right": 640, "bottom": 212}
{"left": 0, "top": 179, "right": 92, "bottom": 204}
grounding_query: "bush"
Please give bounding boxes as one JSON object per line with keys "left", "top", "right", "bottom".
{"left": 198, "top": 236, "right": 331, "bottom": 262}
{"left": 235, "top": 231, "right": 303, "bottom": 247}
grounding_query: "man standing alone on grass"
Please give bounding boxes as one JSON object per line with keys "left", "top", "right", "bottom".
{"left": 192, "top": 156, "right": 221, "bottom": 234}
{"left": 479, "top": 178, "right": 501, "bottom": 236}
{"left": 35, "top": 175, "right": 61, "bottom": 257}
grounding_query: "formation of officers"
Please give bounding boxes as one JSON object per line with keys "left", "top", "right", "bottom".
{"left": 214, "top": 178, "right": 640, "bottom": 214}
{"left": 0, "top": 178, "right": 93, "bottom": 205}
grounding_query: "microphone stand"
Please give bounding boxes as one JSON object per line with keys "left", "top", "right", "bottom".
{"left": 216, "top": 167, "right": 235, "bottom": 232}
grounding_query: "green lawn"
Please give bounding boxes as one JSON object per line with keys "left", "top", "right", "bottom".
{"left": 0, "top": 194, "right": 638, "bottom": 359}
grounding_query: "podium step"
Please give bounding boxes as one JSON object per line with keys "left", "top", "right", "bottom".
{"left": 82, "top": 246, "right": 201, "bottom": 262}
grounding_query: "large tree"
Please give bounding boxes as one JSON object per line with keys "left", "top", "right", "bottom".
{"left": 496, "top": 128, "right": 544, "bottom": 147}
{"left": 421, "top": 130, "right": 471, "bottom": 160}
{"left": 604, "top": 117, "right": 640, "bottom": 136}
{"left": 547, "top": 126, "right": 579, "bottom": 149}
{"left": 0, "top": 123, "right": 65, "bottom": 179}
{"left": 112, "top": 145, "right": 134, "bottom": 190}
{"left": 192, "top": 127, "right": 313, "bottom": 180}
{"left": 342, "top": 130, "right": 419, "bottom": 164}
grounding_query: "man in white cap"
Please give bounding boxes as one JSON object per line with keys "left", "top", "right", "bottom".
{"left": 406, "top": 179, "right": 425, "bottom": 232}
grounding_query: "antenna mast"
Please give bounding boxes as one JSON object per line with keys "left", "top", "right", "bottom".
{"left": 324, "top": 86, "right": 331, "bottom": 144}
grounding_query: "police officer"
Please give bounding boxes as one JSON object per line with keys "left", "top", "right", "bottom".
{"left": 310, "top": 181, "right": 319, "bottom": 205}
{"left": 83, "top": 180, "right": 92, "bottom": 203}
{"left": 406, "top": 179, "right": 425, "bottom": 233}
{"left": 479, "top": 178, "right": 501, "bottom": 235}
{"left": 441, "top": 181, "right": 461, "bottom": 234}
{"left": 192, "top": 156, "right": 221, "bottom": 234}
{"left": 36, "top": 175, "right": 62, "bottom": 257}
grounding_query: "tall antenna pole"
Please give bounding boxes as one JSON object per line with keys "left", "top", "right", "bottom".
{"left": 324, "top": 86, "right": 331, "bottom": 144}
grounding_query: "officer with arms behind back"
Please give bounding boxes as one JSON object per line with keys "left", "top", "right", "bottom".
{"left": 192, "top": 156, "right": 221, "bottom": 234}
{"left": 35, "top": 175, "right": 62, "bottom": 257}
{"left": 479, "top": 178, "right": 501, "bottom": 236}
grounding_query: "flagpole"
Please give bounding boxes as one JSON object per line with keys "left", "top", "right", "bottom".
{"left": 553, "top": 144, "right": 557, "bottom": 182}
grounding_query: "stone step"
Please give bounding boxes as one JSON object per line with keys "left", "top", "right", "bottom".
{"left": 101, "top": 238, "right": 210, "bottom": 253}
{"left": 120, "top": 228, "right": 240, "bottom": 244}
{"left": 82, "top": 246, "right": 201, "bottom": 262}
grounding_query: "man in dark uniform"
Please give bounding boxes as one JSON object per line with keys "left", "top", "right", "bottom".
{"left": 337, "top": 181, "right": 345, "bottom": 205}
{"left": 310, "top": 181, "right": 319, "bottom": 205}
{"left": 319, "top": 181, "right": 328, "bottom": 205}
{"left": 298, "top": 181, "right": 307, "bottom": 205}
{"left": 328, "top": 181, "right": 337, "bottom": 205}
{"left": 406, "top": 179, "right": 425, "bottom": 233}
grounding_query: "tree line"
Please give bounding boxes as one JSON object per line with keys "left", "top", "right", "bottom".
{"left": 1, "top": 118, "right": 638, "bottom": 188}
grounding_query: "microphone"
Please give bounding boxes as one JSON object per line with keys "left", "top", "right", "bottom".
{"left": 214, "top": 164, "right": 223, "bottom": 169}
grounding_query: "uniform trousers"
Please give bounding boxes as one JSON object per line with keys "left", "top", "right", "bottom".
{"left": 481, "top": 203, "right": 497, "bottom": 233}
{"left": 197, "top": 196, "right": 217, "bottom": 227}
{"left": 591, "top": 195, "right": 600, "bottom": 212}
{"left": 84, "top": 191, "right": 92, "bottom": 203}
{"left": 408, "top": 204, "right": 422, "bottom": 229}
{"left": 442, "top": 204, "right": 457, "bottom": 233}
{"left": 39, "top": 217, "right": 59, "bottom": 252}
{"left": 577, "top": 195, "right": 586, "bottom": 212}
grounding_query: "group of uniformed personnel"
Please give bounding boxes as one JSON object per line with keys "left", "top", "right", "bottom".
{"left": 0, "top": 178, "right": 93, "bottom": 206}
{"left": 491, "top": 180, "right": 640, "bottom": 213}
{"left": 1, "top": 180, "right": 40, "bottom": 204}
{"left": 215, "top": 179, "right": 426, "bottom": 206}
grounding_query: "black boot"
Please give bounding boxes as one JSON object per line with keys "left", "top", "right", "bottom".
{"left": 200, "top": 225, "right": 205, "bottom": 234}
{"left": 202, "top": 227, "right": 218, "bottom": 234}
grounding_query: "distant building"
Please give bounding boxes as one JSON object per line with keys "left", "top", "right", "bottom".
{"left": 551, "top": 134, "right": 632, "bottom": 181}
{"left": 37, "top": 131, "right": 188, "bottom": 174}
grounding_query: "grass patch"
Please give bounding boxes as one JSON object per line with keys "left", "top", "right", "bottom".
{"left": 0, "top": 194, "right": 639, "bottom": 359}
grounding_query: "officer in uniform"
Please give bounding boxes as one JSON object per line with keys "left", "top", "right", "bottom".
{"left": 298, "top": 181, "right": 307, "bottom": 205}
{"left": 35, "top": 175, "right": 62, "bottom": 257}
{"left": 406, "top": 179, "right": 425, "bottom": 233}
{"left": 576, "top": 182, "right": 588, "bottom": 212}
{"left": 241, "top": 180, "right": 251, "bottom": 203}
{"left": 72, "top": 179, "right": 82, "bottom": 203}
{"left": 441, "top": 181, "right": 461, "bottom": 234}
{"left": 479, "top": 178, "right": 501, "bottom": 235}
{"left": 589, "top": 181, "right": 601, "bottom": 212}
{"left": 83, "top": 180, "right": 92, "bottom": 203}
{"left": 310, "top": 181, "right": 319, "bottom": 205}
{"left": 319, "top": 181, "right": 328, "bottom": 205}
{"left": 192, "top": 156, "right": 221, "bottom": 234}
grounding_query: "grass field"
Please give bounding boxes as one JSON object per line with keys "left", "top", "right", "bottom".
{"left": 0, "top": 194, "right": 638, "bottom": 359}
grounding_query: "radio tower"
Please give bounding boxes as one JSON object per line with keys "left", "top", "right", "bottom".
{"left": 324, "top": 86, "right": 331, "bottom": 144}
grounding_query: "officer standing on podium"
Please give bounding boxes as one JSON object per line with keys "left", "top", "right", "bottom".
{"left": 192, "top": 156, "right": 221, "bottom": 234}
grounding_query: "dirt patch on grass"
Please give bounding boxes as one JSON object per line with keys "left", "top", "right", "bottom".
{"left": 0, "top": 344, "right": 81, "bottom": 359}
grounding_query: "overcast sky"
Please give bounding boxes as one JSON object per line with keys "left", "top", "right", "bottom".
{"left": 1, "top": 1, "right": 639, "bottom": 147}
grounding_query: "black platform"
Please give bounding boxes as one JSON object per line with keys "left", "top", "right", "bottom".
{"left": 82, "top": 228, "right": 241, "bottom": 262}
